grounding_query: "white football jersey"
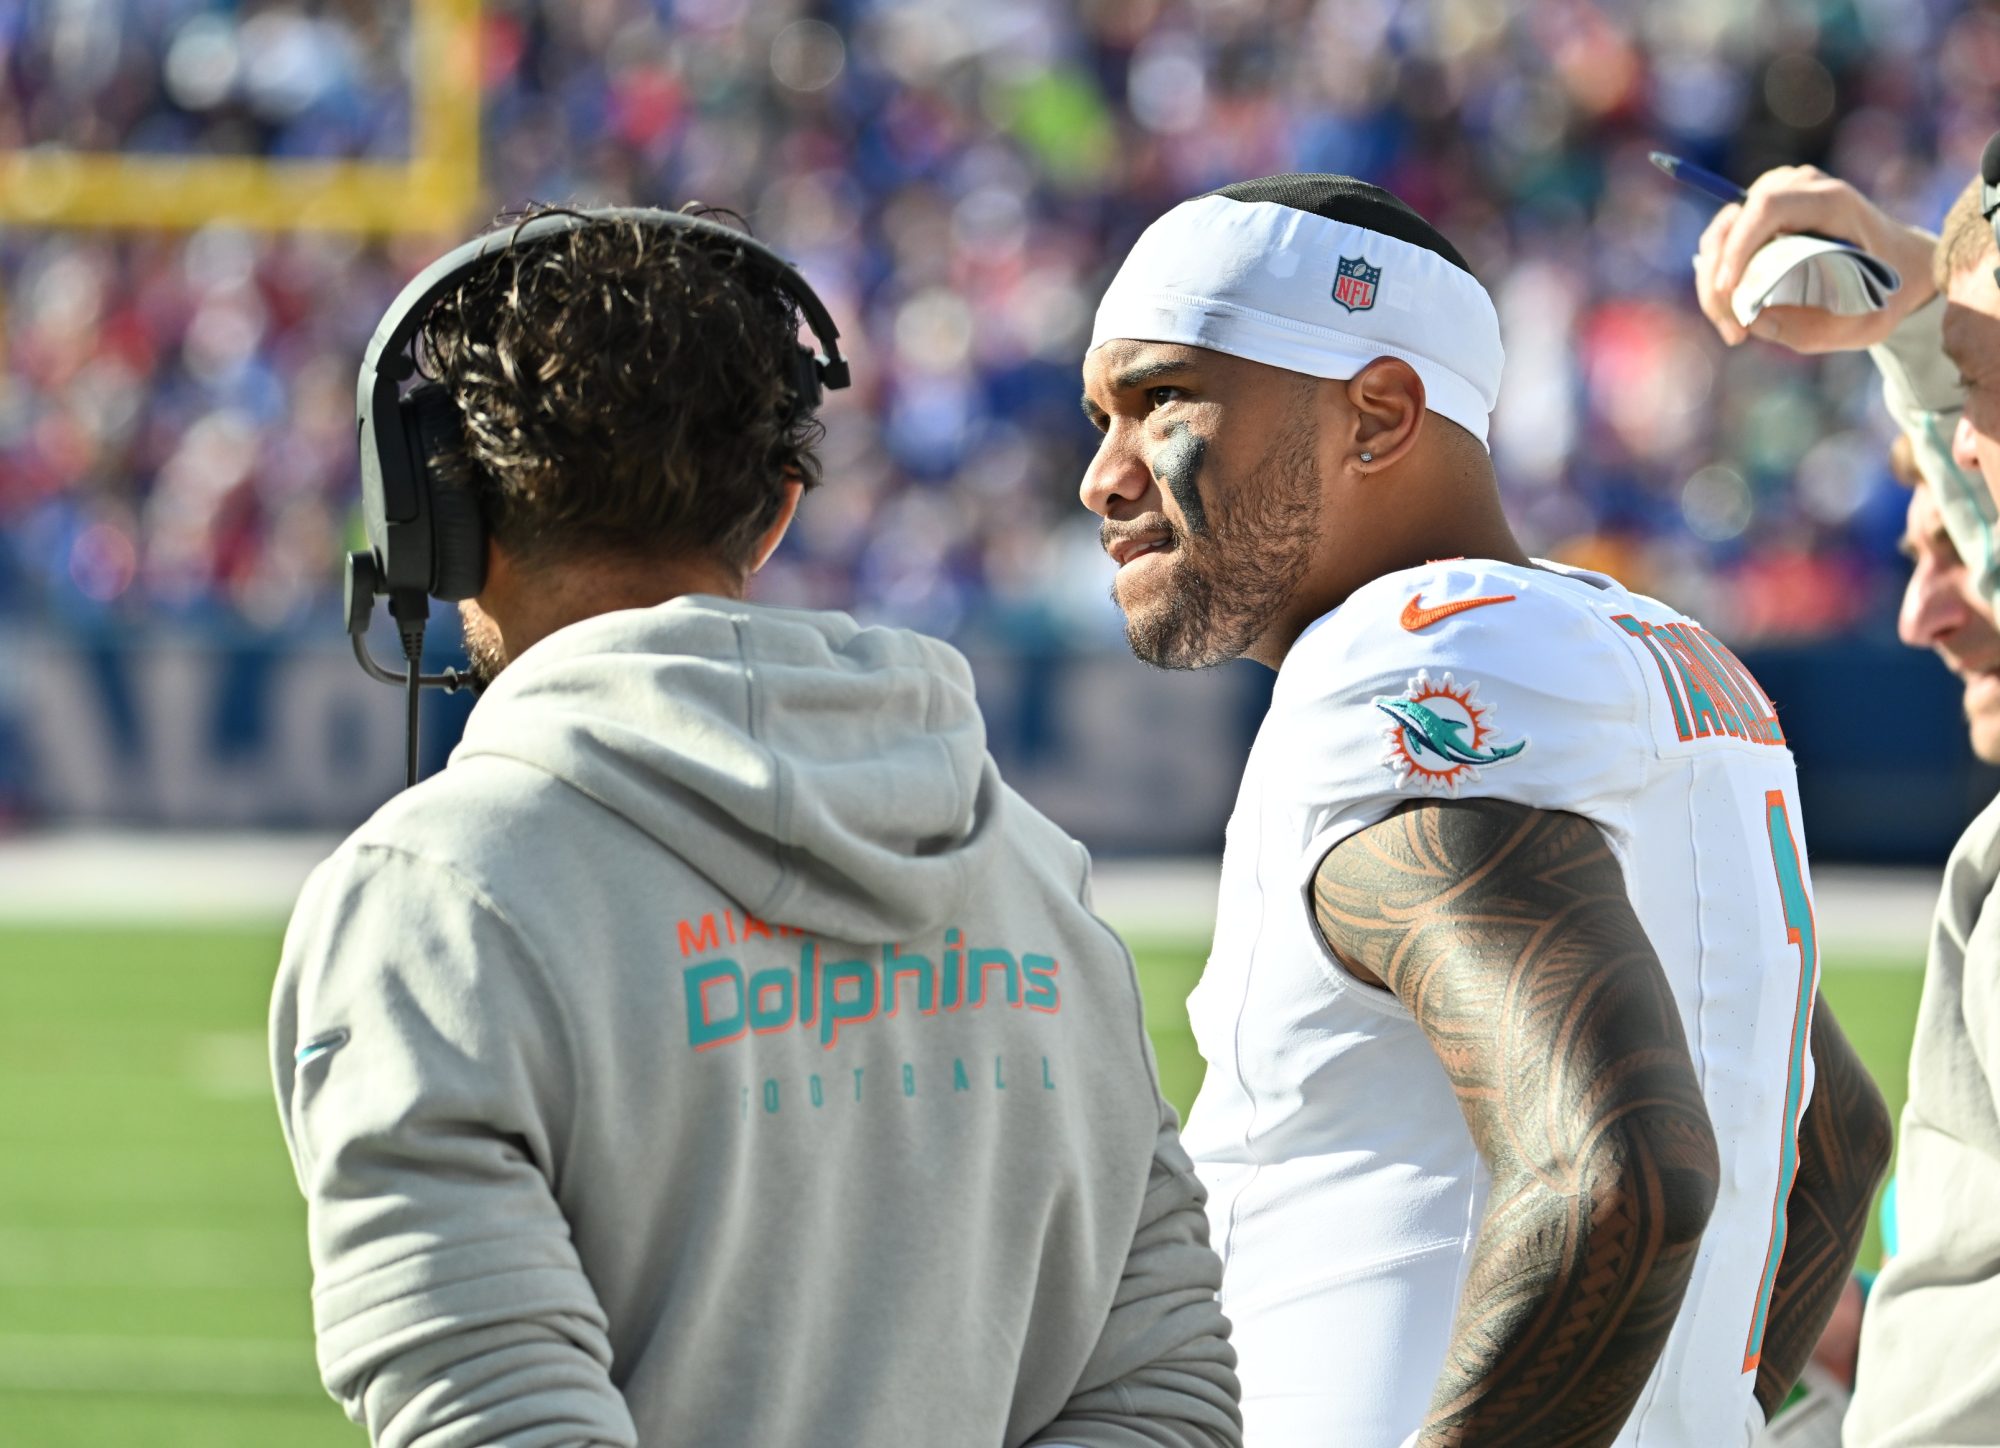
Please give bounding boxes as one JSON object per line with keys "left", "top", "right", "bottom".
{"left": 1182, "top": 558, "right": 1818, "bottom": 1448}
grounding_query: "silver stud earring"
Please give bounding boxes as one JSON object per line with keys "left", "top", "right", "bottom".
{"left": 1359, "top": 451, "right": 1374, "bottom": 463}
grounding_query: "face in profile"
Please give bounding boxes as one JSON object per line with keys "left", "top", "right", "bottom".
{"left": 1900, "top": 479, "right": 2000, "bottom": 764}
{"left": 1944, "top": 263, "right": 2000, "bottom": 506}
{"left": 1078, "top": 342, "right": 1326, "bottom": 669}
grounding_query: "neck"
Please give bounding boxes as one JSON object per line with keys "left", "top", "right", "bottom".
{"left": 1249, "top": 459, "right": 1530, "bottom": 669}
{"left": 478, "top": 549, "right": 746, "bottom": 663}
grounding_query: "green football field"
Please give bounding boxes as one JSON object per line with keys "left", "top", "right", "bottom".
{"left": 0, "top": 923, "right": 1925, "bottom": 1445}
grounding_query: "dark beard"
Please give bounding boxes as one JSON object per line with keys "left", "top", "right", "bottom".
{"left": 1121, "top": 410, "right": 1322, "bottom": 670}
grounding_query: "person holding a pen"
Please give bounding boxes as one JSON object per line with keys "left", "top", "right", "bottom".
{"left": 1689, "top": 157, "right": 2000, "bottom": 1448}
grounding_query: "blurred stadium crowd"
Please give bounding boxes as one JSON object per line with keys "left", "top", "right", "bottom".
{"left": 2, "top": 0, "right": 1995, "bottom": 646}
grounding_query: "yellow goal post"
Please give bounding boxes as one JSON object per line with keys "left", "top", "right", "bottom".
{"left": 0, "top": 0, "right": 480, "bottom": 236}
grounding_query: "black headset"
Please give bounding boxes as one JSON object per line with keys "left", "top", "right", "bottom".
{"left": 347, "top": 205, "right": 851, "bottom": 786}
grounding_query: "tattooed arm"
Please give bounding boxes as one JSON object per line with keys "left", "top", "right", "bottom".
{"left": 1751, "top": 1000, "right": 1891, "bottom": 1418}
{"left": 1313, "top": 799, "right": 1720, "bottom": 1448}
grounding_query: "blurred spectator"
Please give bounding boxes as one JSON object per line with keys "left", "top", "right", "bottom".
{"left": 0, "top": 0, "right": 1983, "bottom": 646}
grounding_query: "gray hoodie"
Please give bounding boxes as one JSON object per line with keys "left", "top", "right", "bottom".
{"left": 271, "top": 596, "right": 1240, "bottom": 1448}
{"left": 1844, "top": 791, "right": 2000, "bottom": 1448}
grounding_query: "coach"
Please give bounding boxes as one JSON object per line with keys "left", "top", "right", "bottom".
{"left": 270, "top": 208, "right": 1240, "bottom": 1448}
{"left": 1695, "top": 166, "right": 2000, "bottom": 1445}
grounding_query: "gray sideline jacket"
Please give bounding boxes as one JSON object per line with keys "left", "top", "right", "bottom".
{"left": 1846, "top": 790, "right": 2000, "bottom": 1446}
{"left": 271, "top": 597, "right": 1241, "bottom": 1448}
{"left": 1845, "top": 292, "right": 2000, "bottom": 1445}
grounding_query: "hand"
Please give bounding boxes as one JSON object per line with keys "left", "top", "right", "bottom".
{"left": 1692, "top": 164, "right": 1939, "bottom": 352}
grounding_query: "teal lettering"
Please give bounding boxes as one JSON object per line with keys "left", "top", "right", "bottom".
{"left": 1663, "top": 623, "right": 1745, "bottom": 737}
{"left": 797, "top": 940, "right": 817, "bottom": 1027}
{"left": 1042, "top": 1056, "right": 1055, "bottom": 1090}
{"left": 763, "top": 1079, "right": 780, "bottom": 1114}
{"left": 1614, "top": 615, "right": 1693, "bottom": 742}
{"left": 994, "top": 1054, "right": 1006, "bottom": 1089}
{"left": 1702, "top": 628, "right": 1787, "bottom": 745}
{"left": 809, "top": 1074, "right": 825, "bottom": 1108}
{"left": 903, "top": 1063, "right": 917, "bottom": 1096}
{"left": 1745, "top": 789, "right": 1819, "bottom": 1362}
{"left": 685, "top": 959, "right": 747, "bottom": 1050}
{"left": 1651, "top": 626, "right": 1729, "bottom": 738}
{"left": 820, "top": 958, "right": 879, "bottom": 1048}
{"left": 1023, "top": 953, "right": 1060, "bottom": 1012}
{"left": 942, "top": 927, "right": 964, "bottom": 1011}
{"left": 852, "top": 1068, "right": 864, "bottom": 1101}
{"left": 968, "top": 947, "right": 1020, "bottom": 1007}
{"left": 748, "top": 966, "right": 794, "bottom": 1034}
{"left": 953, "top": 1058, "right": 971, "bottom": 1091}
{"left": 1671, "top": 623, "right": 1756, "bottom": 739}
{"left": 883, "top": 943, "right": 936, "bottom": 1015}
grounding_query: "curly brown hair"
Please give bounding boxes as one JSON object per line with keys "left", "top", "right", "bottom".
{"left": 417, "top": 207, "right": 825, "bottom": 571}
{"left": 1935, "top": 176, "right": 1997, "bottom": 293}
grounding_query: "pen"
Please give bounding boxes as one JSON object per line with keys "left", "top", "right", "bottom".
{"left": 1649, "top": 151, "right": 1750, "bottom": 207}
{"left": 1650, "top": 149, "right": 1855, "bottom": 252}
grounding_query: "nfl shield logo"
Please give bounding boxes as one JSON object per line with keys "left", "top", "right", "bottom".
{"left": 1333, "top": 256, "right": 1381, "bottom": 313}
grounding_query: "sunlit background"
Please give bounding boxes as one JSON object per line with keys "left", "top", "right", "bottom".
{"left": 0, "top": 1, "right": 1987, "bottom": 1442}
{"left": 5, "top": 0, "right": 2000, "bottom": 852}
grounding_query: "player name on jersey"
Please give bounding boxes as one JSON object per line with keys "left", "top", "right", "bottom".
{"left": 1186, "top": 565, "right": 1813, "bottom": 1445}
{"left": 1614, "top": 614, "right": 1786, "bottom": 747}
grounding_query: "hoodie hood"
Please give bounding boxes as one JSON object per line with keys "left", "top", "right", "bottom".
{"left": 452, "top": 596, "right": 992, "bottom": 942}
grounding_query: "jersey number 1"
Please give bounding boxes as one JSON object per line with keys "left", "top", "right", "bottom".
{"left": 1743, "top": 788, "right": 1819, "bottom": 1374}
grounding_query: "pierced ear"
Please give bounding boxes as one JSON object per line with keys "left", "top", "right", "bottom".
{"left": 1346, "top": 357, "right": 1427, "bottom": 470}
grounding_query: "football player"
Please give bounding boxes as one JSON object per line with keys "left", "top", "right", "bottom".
{"left": 1078, "top": 173, "right": 1892, "bottom": 1447}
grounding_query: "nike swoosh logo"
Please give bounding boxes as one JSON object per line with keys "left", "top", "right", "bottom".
{"left": 1400, "top": 593, "right": 1517, "bottom": 631}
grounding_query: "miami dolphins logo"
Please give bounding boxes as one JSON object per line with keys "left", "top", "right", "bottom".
{"left": 1374, "top": 670, "right": 1527, "bottom": 797}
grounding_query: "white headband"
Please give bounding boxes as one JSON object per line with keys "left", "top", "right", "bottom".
{"left": 1090, "top": 195, "right": 1504, "bottom": 445}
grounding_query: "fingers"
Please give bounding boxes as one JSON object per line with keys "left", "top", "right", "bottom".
{"left": 1745, "top": 304, "right": 1864, "bottom": 356}
{"left": 1694, "top": 204, "right": 1749, "bottom": 345}
{"left": 1713, "top": 165, "right": 1843, "bottom": 298}
{"left": 1693, "top": 164, "right": 1883, "bottom": 353}
{"left": 1746, "top": 305, "right": 1793, "bottom": 349}
{"left": 1714, "top": 166, "right": 1814, "bottom": 294}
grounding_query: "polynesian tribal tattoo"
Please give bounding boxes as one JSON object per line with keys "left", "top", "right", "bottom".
{"left": 1752, "top": 1001, "right": 1889, "bottom": 1417}
{"left": 1312, "top": 799, "right": 1720, "bottom": 1447}
{"left": 1153, "top": 421, "right": 1209, "bottom": 536}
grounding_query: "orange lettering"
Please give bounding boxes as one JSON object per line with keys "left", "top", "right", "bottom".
{"left": 677, "top": 913, "right": 722, "bottom": 956}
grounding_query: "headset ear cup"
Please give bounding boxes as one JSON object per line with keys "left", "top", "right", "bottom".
{"left": 791, "top": 346, "right": 822, "bottom": 421}
{"left": 405, "top": 384, "right": 488, "bottom": 601}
